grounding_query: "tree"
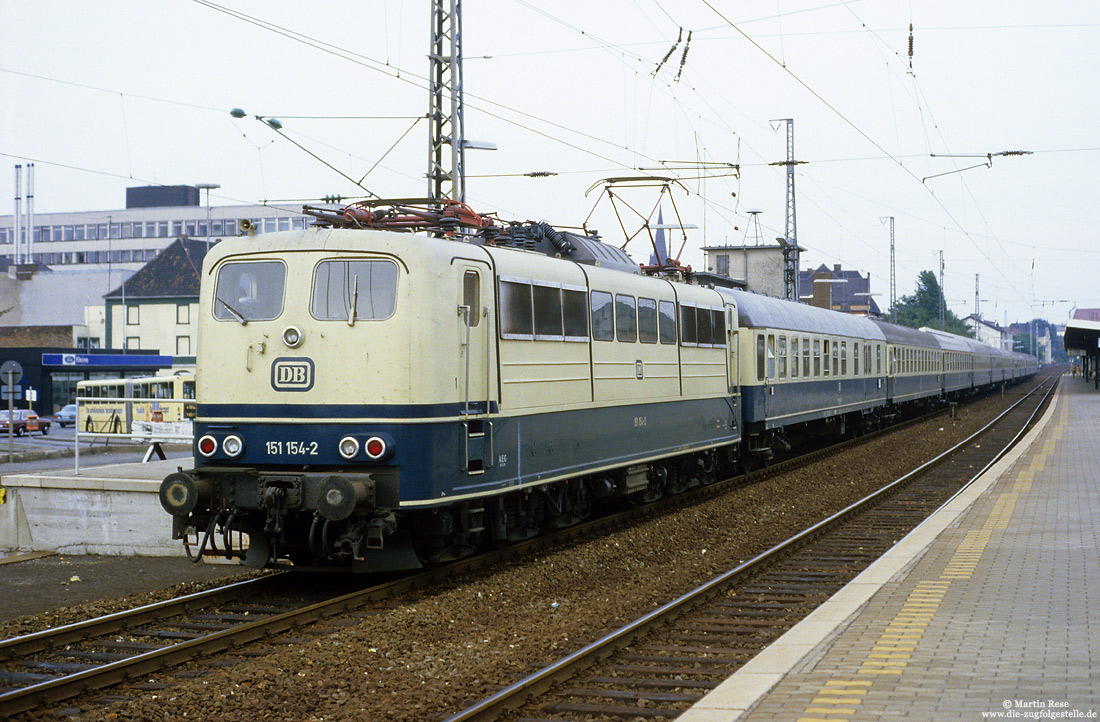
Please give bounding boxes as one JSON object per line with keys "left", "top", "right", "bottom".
{"left": 887, "top": 270, "right": 973, "bottom": 337}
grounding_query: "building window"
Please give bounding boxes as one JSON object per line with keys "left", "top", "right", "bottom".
{"left": 172, "top": 220, "right": 183, "bottom": 237}
{"left": 158, "top": 221, "right": 169, "bottom": 237}
{"left": 716, "top": 254, "right": 729, "bottom": 277}
{"left": 176, "top": 336, "right": 191, "bottom": 355}
{"left": 125, "top": 336, "right": 140, "bottom": 350}
{"left": 177, "top": 304, "right": 190, "bottom": 325}
{"left": 127, "top": 306, "right": 139, "bottom": 325}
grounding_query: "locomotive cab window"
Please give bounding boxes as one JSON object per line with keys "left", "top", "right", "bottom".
{"left": 311, "top": 259, "right": 398, "bottom": 321}
{"left": 214, "top": 260, "right": 287, "bottom": 322}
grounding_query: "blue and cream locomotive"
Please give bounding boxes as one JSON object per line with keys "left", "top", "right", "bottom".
{"left": 158, "top": 201, "right": 1036, "bottom": 571}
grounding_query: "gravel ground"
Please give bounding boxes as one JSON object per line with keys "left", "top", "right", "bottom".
{"left": 7, "top": 389, "right": 1027, "bottom": 722}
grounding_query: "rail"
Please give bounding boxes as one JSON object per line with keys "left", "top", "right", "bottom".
{"left": 442, "top": 372, "right": 1059, "bottom": 722}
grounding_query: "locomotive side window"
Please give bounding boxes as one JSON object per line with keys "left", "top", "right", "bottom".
{"left": 591, "top": 291, "right": 615, "bottom": 341}
{"left": 463, "top": 271, "right": 481, "bottom": 327}
{"left": 696, "top": 307, "right": 712, "bottom": 347}
{"left": 710, "top": 309, "right": 725, "bottom": 346}
{"left": 500, "top": 281, "right": 534, "bottom": 337}
{"left": 214, "top": 260, "right": 287, "bottom": 322}
{"left": 311, "top": 259, "right": 398, "bottom": 321}
{"left": 658, "top": 301, "right": 677, "bottom": 344}
{"left": 638, "top": 298, "right": 658, "bottom": 344}
{"left": 534, "top": 285, "right": 564, "bottom": 339}
{"left": 562, "top": 289, "right": 588, "bottom": 340}
{"left": 615, "top": 294, "right": 637, "bottom": 342}
{"left": 680, "top": 306, "right": 698, "bottom": 345}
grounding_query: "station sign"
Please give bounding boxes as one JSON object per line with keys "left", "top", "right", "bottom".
{"left": 41, "top": 353, "right": 174, "bottom": 368}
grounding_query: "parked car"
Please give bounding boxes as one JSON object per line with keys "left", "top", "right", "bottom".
{"left": 0, "top": 409, "right": 50, "bottom": 436}
{"left": 55, "top": 403, "right": 77, "bottom": 427}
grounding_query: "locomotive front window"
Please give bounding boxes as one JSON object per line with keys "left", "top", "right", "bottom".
{"left": 214, "top": 261, "right": 287, "bottom": 322}
{"left": 311, "top": 259, "right": 398, "bottom": 321}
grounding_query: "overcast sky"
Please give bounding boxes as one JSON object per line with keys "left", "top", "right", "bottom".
{"left": 2, "top": 0, "right": 1097, "bottom": 325}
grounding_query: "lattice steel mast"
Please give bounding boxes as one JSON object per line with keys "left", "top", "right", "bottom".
{"left": 428, "top": 0, "right": 465, "bottom": 202}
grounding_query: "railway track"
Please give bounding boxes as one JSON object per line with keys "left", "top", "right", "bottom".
{"left": 0, "top": 377, "right": 1050, "bottom": 719}
{"left": 445, "top": 372, "right": 1060, "bottom": 722}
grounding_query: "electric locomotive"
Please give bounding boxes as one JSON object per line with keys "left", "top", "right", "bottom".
{"left": 159, "top": 201, "right": 742, "bottom": 571}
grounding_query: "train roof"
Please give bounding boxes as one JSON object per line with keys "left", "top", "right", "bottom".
{"left": 718, "top": 289, "right": 886, "bottom": 339}
{"left": 868, "top": 319, "right": 943, "bottom": 349}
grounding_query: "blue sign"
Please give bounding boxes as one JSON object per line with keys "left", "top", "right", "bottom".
{"left": 41, "top": 353, "right": 175, "bottom": 368}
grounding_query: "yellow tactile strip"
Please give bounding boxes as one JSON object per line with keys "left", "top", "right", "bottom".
{"left": 791, "top": 394, "right": 1068, "bottom": 722}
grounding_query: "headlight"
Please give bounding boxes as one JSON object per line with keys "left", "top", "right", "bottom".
{"left": 338, "top": 436, "right": 360, "bottom": 460}
{"left": 197, "top": 435, "right": 218, "bottom": 457}
{"left": 282, "top": 326, "right": 303, "bottom": 348}
{"left": 222, "top": 434, "right": 244, "bottom": 457}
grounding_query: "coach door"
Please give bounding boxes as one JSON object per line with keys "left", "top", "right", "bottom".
{"left": 457, "top": 263, "right": 494, "bottom": 474}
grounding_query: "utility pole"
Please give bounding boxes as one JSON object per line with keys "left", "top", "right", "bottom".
{"left": 881, "top": 217, "right": 895, "bottom": 323}
{"left": 428, "top": 0, "right": 465, "bottom": 202}
{"left": 974, "top": 274, "right": 979, "bottom": 321}
{"left": 770, "top": 119, "right": 804, "bottom": 303}
{"left": 938, "top": 250, "right": 945, "bottom": 331}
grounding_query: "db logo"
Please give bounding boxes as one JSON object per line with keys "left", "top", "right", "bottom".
{"left": 271, "top": 358, "right": 315, "bottom": 392}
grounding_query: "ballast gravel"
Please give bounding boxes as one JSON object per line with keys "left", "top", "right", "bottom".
{"left": 6, "top": 390, "right": 1028, "bottom": 722}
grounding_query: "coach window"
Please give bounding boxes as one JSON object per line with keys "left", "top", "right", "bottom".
{"left": 563, "top": 288, "right": 588, "bottom": 340}
{"left": 534, "top": 284, "right": 564, "bottom": 339}
{"left": 767, "top": 334, "right": 776, "bottom": 379}
{"left": 813, "top": 339, "right": 821, "bottom": 377}
{"left": 615, "top": 294, "right": 637, "bottom": 342}
{"left": 462, "top": 271, "right": 481, "bottom": 327}
{"left": 792, "top": 332, "right": 800, "bottom": 378}
{"left": 877, "top": 344, "right": 882, "bottom": 375}
{"left": 802, "top": 338, "right": 810, "bottom": 377}
{"left": 215, "top": 260, "right": 287, "bottom": 322}
{"left": 832, "top": 340, "right": 839, "bottom": 376}
{"left": 591, "top": 291, "right": 615, "bottom": 341}
{"left": 778, "top": 336, "right": 787, "bottom": 378}
{"left": 756, "top": 335, "right": 766, "bottom": 380}
{"left": 658, "top": 300, "right": 677, "bottom": 344}
{"left": 853, "top": 342, "right": 859, "bottom": 376}
{"left": 312, "top": 259, "right": 398, "bottom": 322}
{"left": 500, "top": 281, "right": 534, "bottom": 338}
{"left": 822, "top": 339, "right": 830, "bottom": 377}
{"left": 638, "top": 298, "right": 658, "bottom": 343}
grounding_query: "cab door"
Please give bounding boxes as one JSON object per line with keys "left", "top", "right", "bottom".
{"left": 456, "top": 262, "right": 494, "bottom": 474}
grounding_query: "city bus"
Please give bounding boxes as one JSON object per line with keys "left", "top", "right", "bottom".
{"left": 77, "top": 371, "right": 196, "bottom": 435}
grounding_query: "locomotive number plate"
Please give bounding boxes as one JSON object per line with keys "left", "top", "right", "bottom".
{"left": 265, "top": 440, "right": 319, "bottom": 456}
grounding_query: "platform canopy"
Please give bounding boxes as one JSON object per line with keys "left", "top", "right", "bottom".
{"left": 1064, "top": 318, "right": 1100, "bottom": 355}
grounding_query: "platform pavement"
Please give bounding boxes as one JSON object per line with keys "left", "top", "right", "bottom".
{"left": 678, "top": 375, "right": 1099, "bottom": 722}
